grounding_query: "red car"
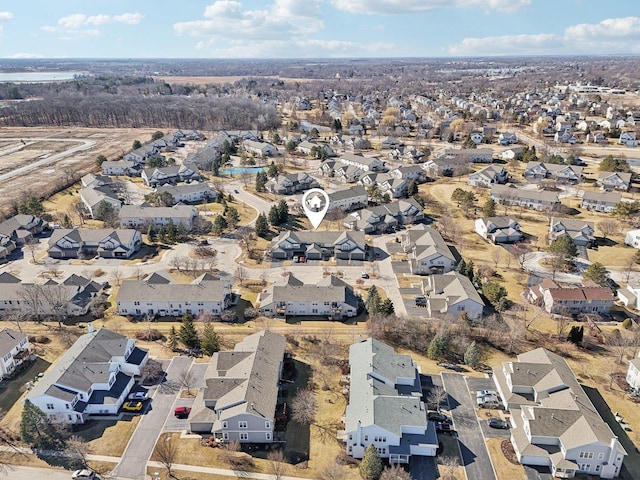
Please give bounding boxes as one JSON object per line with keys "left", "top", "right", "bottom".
{"left": 174, "top": 406, "right": 192, "bottom": 419}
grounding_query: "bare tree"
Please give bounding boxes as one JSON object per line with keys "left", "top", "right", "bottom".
{"left": 267, "top": 450, "right": 289, "bottom": 480}
{"left": 625, "top": 256, "right": 636, "bottom": 283}
{"left": 24, "top": 240, "right": 40, "bottom": 264}
{"left": 512, "top": 243, "right": 531, "bottom": 270}
{"left": 178, "top": 369, "right": 196, "bottom": 396}
{"left": 427, "top": 385, "right": 448, "bottom": 412}
{"left": 492, "top": 248, "right": 501, "bottom": 268}
{"left": 18, "top": 284, "right": 44, "bottom": 321}
{"left": 111, "top": 268, "right": 123, "bottom": 287}
{"left": 41, "top": 284, "right": 71, "bottom": 329}
{"left": 291, "top": 387, "right": 318, "bottom": 426}
{"left": 556, "top": 309, "right": 571, "bottom": 339}
{"left": 440, "top": 455, "right": 460, "bottom": 480}
{"left": 141, "top": 359, "right": 165, "bottom": 385}
{"left": 219, "top": 439, "right": 242, "bottom": 467}
{"left": 380, "top": 464, "right": 412, "bottom": 480}
{"left": 3, "top": 312, "right": 25, "bottom": 332}
{"left": 65, "top": 435, "right": 91, "bottom": 469}
{"left": 318, "top": 462, "right": 347, "bottom": 480}
{"left": 598, "top": 219, "right": 621, "bottom": 239}
{"left": 608, "top": 332, "right": 636, "bottom": 364}
{"left": 153, "top": 435, "right": 178, "bottom": 478}
{"left": 235, "top": 266, "right": 247, "bottom": 287}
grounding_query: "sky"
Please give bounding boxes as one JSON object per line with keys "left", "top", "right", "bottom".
{"left": 0, "top": 1, "right": 639, "bottom": 59}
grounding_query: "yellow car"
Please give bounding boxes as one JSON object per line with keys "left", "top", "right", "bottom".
{"left": 122, "top": 400, "right": 143, "bottom": 412}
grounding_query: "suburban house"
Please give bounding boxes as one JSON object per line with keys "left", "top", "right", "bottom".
{"left": 389, "top": 165, "right": 427, "bottom": 182}
{"left": 48, "top": 228, "right": 142, "bottom": 259}
{"left": 492, "top": 348, "right": 626, "bottom": 479}
{"left": 524, "top": 162, "right": 584, "bottom": 184}
{"left": 242, "top": 139, "right": 277, "bottom": 157}
{"left": 420, "top": 272, "right": 485, "bottom": 319}
{"left": 344, "top": 198, "right": 424, "bottom": 234}
{"left": 124, "top": 144, "right": 158, "bottom": 164}
{"left": 258, "top": 274, "right": 359, "bottom": 320}
{"left": 468, "top": 165, "right": 509, "bottom": 188}
{"left": 491, "top": 185, "right": 560, "bottom": 212}
{"left": 597, "top": 172, "right": 632, "bottom": 191}
{"left": 268, "top": 230, "right": 367, "bottom": 261}
{"left": 81, "top": 173, "right": 111, "bottom": 188}
{"left": 156, "top": 182, "right": 217, "bottom": 204}
{"left": 334, "top": 164, "right": 365, "bottom": 183}
{"left": 400, "top": 225, "right": 457, "bottom": 275}
{"left": 548, "top": 218, "right": 595, "bottom": 247}
{"left": 528, "top": 279, "right": 614, "bottom": 315}
{"left": 327, "top": 186, "right": 368, "bottom": 212}
{"left": 265, "top": 172, "right": 319, "bottom": 195}
{"left": 119, "top": 204, "right": 199, "bottom": 231}
{"left": 116, "top": 273, "right": 233, "bottom": 317}
{"left": 0, "top": 329, "right": 32, "bottom": 381}
{"left": 581, "top": 191, "right": 621, "bottom": 213}
{"left": 343, "top": 338, "right": 438, "bottom": 464}
{"left": 189, "top": 330, "right": 285, "bottom": 442}
{"left": 101, "top": 160, "right": 138, "bottom": 176}
{"left": 80, "top": 186, "right": 121, "bottom": 219}
{"left": 616, "top": 284, "right": 640, "bottom": 310}
{"left": 0, "top": 214, "right": 47, "bottom": 246}
{"left": 498, "top": 132, "right": 518, "bottom": 145}
{"left": 0, "top": 232, "right": 16, "bottom": 259}
{"left": 625, "top": 229, "right": 640, "bottom": 249}
{"left": 498, "top": 147, "right": 526, "bottom": 161}
{"left": 626, "top": 351, "right": 640, "bottom": 392}
{"left": 423, "top": 156, "right": 469, "bottom": 177}
{"left": 0, "top": 272, "right": 104, "bottom": 317}
{"left": 141, "top": 165, "right": 201, "bottom": 187}
{"left": 475, "top": 217, "right": 524, "bottom": 244}
{"left": 439, "top": 148, "right": 493, "bottom": 163}
{"left": 619, "top": 132, "right": 638, "bottom": 147}
{"left": 318, "top": 160, "right": 337, "bottom": 177}
{"left": 24, "top": 328, "right": 148, "bottom": 424}
{"left": 340, "top": 153, "right": 385, "bottom": 172}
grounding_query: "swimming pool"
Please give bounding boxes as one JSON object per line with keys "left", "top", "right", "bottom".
{"left": 220, "top": 167, "right": 266, "bottom": 175}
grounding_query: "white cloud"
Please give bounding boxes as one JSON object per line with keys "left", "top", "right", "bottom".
{"left": 448, "top": 16, "right": 640, "bottom": 56}
{"left": 43, "top": 12, "right": 142, "bottom": 38}
{"left": 330, "top": 0, "right": 530, "bottom": 15}
{"left": 5, "top": 52, "right": 44, "bottom": 59}
{"left": 0, "top": 12, "right": 13, "bottom": 21}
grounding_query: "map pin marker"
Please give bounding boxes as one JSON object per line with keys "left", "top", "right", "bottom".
{"left": 302, "top": 188, "right": 330, "bottom": 230}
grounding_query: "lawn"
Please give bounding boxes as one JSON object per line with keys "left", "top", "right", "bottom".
{"left": 486, "top": 438, "right": 525, "bottom": 480}
{"left": 0, "top": 357, "right": 50, "bottom": 413}
{"left": 73, "top": 416, "right": 142, "bottom": 457}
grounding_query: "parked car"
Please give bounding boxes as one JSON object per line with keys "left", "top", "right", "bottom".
{"left": 427, "top": 411, "right": 449, "bottom": 423}
{"left": 127, "top": 391, "right": 148, "bottom": 401}
{"left": 415, "top": 295, "right": 427, "bottom": 306}
{"left": 361, "top": 272, "right": 369, "bottom": 279}
{"left": 476, "top": 390, "right": 497, "bottom": 398}
{"left": 72, "top": 469, "right": 95, "bottom": 479}
{"left": 174, "top": 406, "right": 192, "bottom": 419}
{"left": 122, "top": 401, "right": 143, "bottom": 412}
{"left": 488, "top": 418, "right": 509, "bottom": 429}
{"left": 436, "top": 422, "right": 453, "bottom": 433}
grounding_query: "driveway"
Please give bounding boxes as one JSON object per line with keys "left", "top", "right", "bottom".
{"left": 441, "top": 372, "right": 497, "bottom": 480}
{"left": 409, "top": 456, "right": 438, "bottom": 480}
{"left": 111, "top": 356, "right": 197, "bottom": 479}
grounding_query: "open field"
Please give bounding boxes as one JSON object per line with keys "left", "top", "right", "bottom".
{"left": 0, "top": 127, "right": 157, "bottom": 218}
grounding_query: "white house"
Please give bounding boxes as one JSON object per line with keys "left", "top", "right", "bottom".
{"left": 101, "top": 160, "right": 137, "bottom": 176}
{"left": 401, "top": 226, "right": 457, "bottom": 275}
{"left": 475, "top": 217, "right": 523, "bottom": 244}
{"left": 625, "top": 229, "right": 640, "bottom": 249}
{"left": 344, "top": 338, "right": 438, "bottom": 464}
{"left": 597, "top": 172, "right": 632, "bottom": 191}
{"left": 420, "top": 272, "right": 485, "bottom": 319}
{"left": 327, "top": 186, "right": 368, "bottom": 212}
{"left": 24, "top": 328, "right": 148, "bottom": 424}
{"left": 468, "top": 165, "right": 509, "bottom": 188}
{"left": 619, "top": 132, "right": 638, "bottom": 147}
{"left": 340, "top": 153, "right": 385, "bottom": 172}
{"left": 156, "top": 182, "right": 217, "bottom": 204}
{"left": 0, "top": 329, "right": 32, "bottom": 381}
{"left": 119, "top": 204, "right": 199, "bottom": 231}
{"left": 626, "top": 351, "right": 640, "bottom": 392}
{"left": 581, "top": 191, "right": 621, "bottom": 213}
{"left": 80, "top": 186, "right": 121, "bottom": 219}
{"left": 242, "top": 139, "right": 277, "bottom": 157}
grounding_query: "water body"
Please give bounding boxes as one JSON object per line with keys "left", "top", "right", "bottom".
{"left": 220, "top": 166, "right": 266, "bottom": 175}
{"left": 0, "top": 71, "right": 84, "bottom": 83}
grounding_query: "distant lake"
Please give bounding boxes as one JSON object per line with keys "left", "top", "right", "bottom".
{"left": 0, "top": 71, "right": 84, "bottom": 83}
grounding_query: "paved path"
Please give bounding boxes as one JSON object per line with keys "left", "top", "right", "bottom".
{"left": 442, "top": 372, "right": 496, "bottom": 480}
{"left": 372, "top": 235, "right": 409, "bottom": 316}
{"left": 147, "top": 460, "right": 312, "bottom": 480}
{"left": 111, "top": 356, "right": 194, "bottom": 479}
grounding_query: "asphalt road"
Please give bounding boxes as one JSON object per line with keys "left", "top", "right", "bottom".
{"left": 1, "top": 465, "right": 78, "bottom": 480}
{"left": 442, "top": 372, "right": 497, "bottom": 480}
{"left": 111, "top": 356, "right": 195, "bottom": 479}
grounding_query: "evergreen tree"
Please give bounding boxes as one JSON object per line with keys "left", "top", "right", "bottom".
{"left": 212, "top": 215, "right": 228, "bottom": 236}
{"left": 267, "top": 162, "right": 280, "bottom": 178}
{"left": 365, "top": 285, "right": 382, "bottom": 315}
{"left": 255, "top": 171, "right": 267, "bottom": 192}
{"left": 132, "top": 140, "right": 142, "bottom": 149}
{"left": 359, "top": 444, "right": 383, "bottom": 480}
{"left": 201, "top": 323, "right": 221, "bottom": 356}
{"left": 583, "top": 262, "right": 609, "bottom": 287}
{"left": 20, "top": 400, "right": 67, "bottom": 450}
{"left": 224, "top": 206, "right": 240, "bottom": 228}
{"left": 255, "top": 213, "right": 269, "bottom": 238}
{"left": 464, "top": 341, "right": 482, "bottom": 368}
{"left": 165, "top": 219, "right": 177, "bottom": 243}
{"left": 549, "top": 235, "right": 577, "bottom": 258}
{"left": 268, "top": 205, "right": 281, "bottom": 226}
{"left": 567, "top": 325, "right": 584, "bottom": 345}
{"left": 466, "top": 260, "right": 475, "bottom": 282}
{"left": 379, "top": 298, "right": 395, "bottom": 316}
{"left": 96, "top": 154, "right": 107, "bottom": 166}
{"left": 276, "top": 200, "right": 289, "bottom": 224}
{"left": 179, "top": 313, "right": 200, "bottom": 349}
{"left": 483, "top": 282, "right": 508, "bottom": 308}
{"left": 166, "top": 326, "right": 179, "bottom": 351}
{"left": 458, "top": 259, "right": 467, "bottom": 276}
{"left": 427, "top": 330, "right": 450, "bottom": 360}
{"left": 212, "top": 158, "right": 221, "bottom": 176}
{"left": 482, "top": 198, "right": 496, "bottom": 217}
{"left": 407, "top": 180, "right": 419, "bottom": 197}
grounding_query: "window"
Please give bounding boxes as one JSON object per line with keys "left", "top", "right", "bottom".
{"left": 239, "top": 433, "right": 249, "bottom": 441}
{"left": 223, "top": 432, "right": 229, "bottom": 440}
{"left": 46, "top": 403, "right": 54, "bottom": 410}
{"left": 579, "top": 452, "right": 594, "bottom": 459}
{"left": 222, "top": 421, "right": 228, "bottom": 429}
{"left": 348, "top": 434, "right": 353, "bottom": 440}
{"left": 65, "top": 403, "right": 70, "bottom": 409}
{"left": 348, "top": 446, "right": 352, "bottom": 453}
{"left": 265, "top": 421, "right": 271, "bottom": 429}
{"left": 266, "top": 432, "right": 272, "bottom": 441}
{"left": 364, "top": 435, "right": 368, "bottom": 441}
{"left": 598, "top": 452, "right": 604, "bottom": 460}
{"left": 238, "top": 421, "right": 248, "bottom": 429}
{"left": 596, "top": 465, "right": 601, "bottom": 472}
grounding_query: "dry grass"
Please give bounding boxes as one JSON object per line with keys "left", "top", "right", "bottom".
{"left": 486, "top": 438, "right": 525, "bottom": 480}
{"left": 77, "top": 416, "right": 142, "bottom": 457}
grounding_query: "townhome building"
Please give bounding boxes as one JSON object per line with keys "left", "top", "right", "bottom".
{"left": 116, "top": 273, "right": 232, "bottom": 317}
{"left": 625, "top": 351, "right": 640, "bottom": 392}
{"left": 142, "top": 164, "right": 201, "bottom": 187}
{"left": 101, "top": 160, "right": 138, "bottom": 176}
{"left": 389, "top": 165, "right": 427, "bottom": 182}
{"left": 420, "top": 272, "right": 485, "bottom": 319}
{"left": 492, "top": 348, "right": 626, "bottom": 479}
{"left": 581, "top": 191, "right": 621, "bottom": 213}
{"left": 597, "top": 171, "right": 632, "bottom": 191}
{"left": 80, "top": 185, "right": 121, "bottom": 219}
{"left": 124, "top": 144, "right": 158, "bottom": 164}
{"left": 258, "top": 275, "right": 359, "bottom": 320}
{"left": 327, "top": 186, "right": 367, "bottom": 212}
{"left": 0, "top": 214, "right": 47, "bottom": 246}
{"left": 624, "top": 229, "right": 640, "bottom": 249}
{"left": 498, "top": 132, "right": 518, "bottom": 145}
{"left": 400, "top": 226, "right": 457, "bottom": 275}
{"left": 189, "top": 330, "right": 285, "bottom": 443}
{"left": 344, "top": 198, "right": 424, "bottom": 234}
{"left": 524, "top": 162, "right": 583, "bottom": 184}
{"left": 334, "top": 164, "right": 364, "bottom": 183}
{"left": 616, "top": 284, "right": 640, "bottom": 311}
{"left": 343, "top": 338, "right": 437, "bottom": 464}
{"left": 156, "top": 182, "right": 217, "bottom": 205}
{"left": 340, "top": 153, "right": 386, "bottom": 172}
{"left": 242, "top": 139, "right": 277, "bottom": 157}
{"left": 490, "top": 185, "right": 560, "bottom": 212}
{"left": 548, "top": 218, "right": 595, "bottom": 247}
{"left": 119, "top": 204, "right": 199, "bottom": 231}
{"left": 0, "top": 329, "right": 32, "bottom": 381}
{"left": 423, "top": 156, "right": 469, "bottom": 177}
{"left": 475, "top": 216, "right": 524, "bottom": 244}
{"left": 468, "top": 165, "right": 509, "bottom": 188}
{"left": 24, "top": 328, "right": 148, "bottom": 424}
{"left": 48, "top": 228, "right": 142, "bottom": 259}
{"left": 268, "top": 230, "right": 367, "bottom": 261}
{"left": 317, "top": 160, "right": 337, "bottom": 177}
{"left": 265, "top": 172, "right": 319, "bottom": 195}
{"left": 528, "top": 279, "right": 614, "bottom": 315}
{"left": 619, "top": 132, "right": 638, "bottom": 147}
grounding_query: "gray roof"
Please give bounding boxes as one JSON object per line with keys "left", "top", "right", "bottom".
{"left": 404, "top": 225, "right": 456, "bottom": 262}
{"left": 49, "top": 228, "right": 138, "bottom": 248}
{"left": 597, "top": 171, "right": 632, "bottom": 183}
{"left": 116, "top": 276, "right": 230, "bottom": 303}
{"left": 491, "top": 184, "right": 559, "bottom": 203}
{"left": 270, "top": 230, "right": 366, "bottom": 250}
{"left": 479, "top": 216, "right": 519, "bottom": 230}
{"left": 156, "top": 182, "right": 215, "bottom": 197}
{"left": 0, "top": 328, "right": 27, "bottom": 358}
{"left": 119, "top": 204, "right": 198, "bottom": 220}
{"left": 328, "top": 185, "right": 367, "bottom": 202}
{"left": 421, "top": 272, "right": 485, "bottom": 307}
{"left": 260, "top": 274, "right": 358, "bottom": 306}
{"left": 582, "top": 191, "right": 621, "bottom": 203}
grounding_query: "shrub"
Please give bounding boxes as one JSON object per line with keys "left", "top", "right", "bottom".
{"left": 135, "top": 329, "right": 164, "bottom": 341}
{"left": 622, "top": 318, "right": 633, "bottom": 329}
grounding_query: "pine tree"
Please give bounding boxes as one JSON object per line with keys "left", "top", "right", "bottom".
{"left": 255, "top": 171, "right": 267, "bottom": 192}
{"left": 276, "top": 200, "right": 289, "bottom": 224}
{"left": 482, "top": 198, "right": 496, "bottom": 217}
{"left": 179, "top": 313, "right": 200, "bottom": 349}
{"left": 567, "top": 325, "right": 584, "bottom": 345}
{"left": 427, "top": 330, "right": 450, "bottom": 360}
{"left": 20, "top": 400, "right": 66, "bottom": 450}
{"left": 407, "top": 180, "right": 419, "bottom": 197}
{"left": 201, "top": 323, "right": 221, "bottom": 356}
{"left": 379, "top": 298, "right": 395, "bottom": 315}
{"left": 466, "top": 260, "right": 475, "bottom": 282}
{"left": 359, "top": 444, "right": 383, "bottom": 480}
{"left": 255, "top": 213, "right": 269, "bottom": 238}
{"left": 165, "top": 219, "right": 177, "bottom": 243}
{"left": 166, "top": 326, "right": 179, "bottom": 351}
{"left": 464, "top": 341, "right": 482, "bottom": 368}
{"left": 458, "top": 259, "right": 467, "bottom": 276}
{"left": 268, "top": 205, "right": 281, "bottom": 226}
{"left": 365, "top": 285, "right": 382, "bottom": 315}
{"left": 212, "top": 215, "right": 228, "bottom": 236}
